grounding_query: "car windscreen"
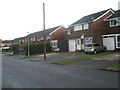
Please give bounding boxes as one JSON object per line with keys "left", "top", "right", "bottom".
{"left": 85, "top": 44, "right": 92, "bottom": 47}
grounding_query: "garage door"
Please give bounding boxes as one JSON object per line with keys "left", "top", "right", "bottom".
{"left": 103, "top": 37, "right": 115, "bottom": 50}
{"left": 69, "top": 39, "right": 76, "bottom": 52}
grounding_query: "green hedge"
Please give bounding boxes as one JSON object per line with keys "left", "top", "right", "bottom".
{"left": 24, "top": 43, "right": 52, "bottom": 55}
{"left": 11, "top": 44, "right": 20, "bottom": 54}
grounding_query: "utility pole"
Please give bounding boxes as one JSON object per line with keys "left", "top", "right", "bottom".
{"left": 27, "top": 32, "right": 30, "bottom": 57}
{"left": 43, "top": 3, "right": 46, "bottom": 59}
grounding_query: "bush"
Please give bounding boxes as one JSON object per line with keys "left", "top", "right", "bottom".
{"left": 24, "top": 43, "right": 52, "bottom": 55}
{"left": 11, "top": 44, "right": 20, "bottom": 54}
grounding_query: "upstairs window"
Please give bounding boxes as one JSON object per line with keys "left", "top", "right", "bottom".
{"left": 83, "top": 23, "right": 89, "bottom": 30}
{"left": 110, "top": 18, "right": 120, "bottom": 27}
{"left": 74, "top": 23, "right": 89, "bottom": 31}
{"left": 74, "top": 24, "right": 82, "bottom": 31}
{"left": 67, "top": 30, "right": 71, "bottom": 35}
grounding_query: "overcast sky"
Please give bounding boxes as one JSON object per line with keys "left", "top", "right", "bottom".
{"left": 0, "top": 0, "right": 119, "bottom": 40}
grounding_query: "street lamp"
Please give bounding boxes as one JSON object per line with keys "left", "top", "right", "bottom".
{"left": 27, "top": 32, "right": 30, "bottom": 57}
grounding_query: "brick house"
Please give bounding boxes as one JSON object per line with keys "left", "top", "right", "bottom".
{"left": 12, "top": 25, "right": 67, "bottom": 52}
{"left": 102, "top": 9, "right": 120, "bottom": 50}
{"left": 66, "top": 8, "right": 119, "bottom": 52}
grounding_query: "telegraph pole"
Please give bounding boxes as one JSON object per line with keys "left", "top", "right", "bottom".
{"left": 43, "top": 3, "right": 46, "bottom": 59}
{"left": 27, "top": 32, "right": 30, "bottom": 57}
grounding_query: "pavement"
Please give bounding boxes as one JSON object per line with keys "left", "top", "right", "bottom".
{"left": 2, "top": 52, "right": 119, "bottom": 88}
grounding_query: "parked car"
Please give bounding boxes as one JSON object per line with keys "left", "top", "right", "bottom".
{"left": 84, "top": 43, "right": 107, "bottom": 54}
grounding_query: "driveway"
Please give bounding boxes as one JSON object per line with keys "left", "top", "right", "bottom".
{"left": 2, "top": 53, "right": 119, "bottom": 88}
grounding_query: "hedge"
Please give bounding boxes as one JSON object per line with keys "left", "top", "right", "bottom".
{"left": 24, "top": 43, "right": 52, "bottom": 55}
{"left": 11, "top": 44, "right": 20, "bottom": 54}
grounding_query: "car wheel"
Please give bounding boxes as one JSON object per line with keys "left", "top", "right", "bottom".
{"left": 104, "top": 47, "right": 107, "bottom": 52}
{"left": 93, "top": 50, "right": 97, "bottom": 54}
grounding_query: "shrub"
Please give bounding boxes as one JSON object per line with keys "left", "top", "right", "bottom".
{"left": 11, "top": 44, "right": 20, "bottom": 54}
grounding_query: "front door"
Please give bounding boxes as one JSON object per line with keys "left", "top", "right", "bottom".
{"left": 76, "top": 38, "right": 81, "bottom": 50}
{"left": 69, "top": 39, "right": 76, "bottom": 52}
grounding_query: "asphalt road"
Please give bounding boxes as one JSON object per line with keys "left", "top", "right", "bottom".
{"left": 2, "top": 54, "right": 119, "bottom": 88}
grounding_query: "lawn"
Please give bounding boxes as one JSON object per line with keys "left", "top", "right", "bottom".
{"left": 106, "top": 64, "right": 120, "bottom": 71}
{"left": 53, "top": 60, "right": 78, "bottom": 65}
{"left": 76, "top": 52, "right": 116, "bottom": 59}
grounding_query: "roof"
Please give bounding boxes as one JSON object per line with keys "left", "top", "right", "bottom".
{"left": 26, "top": 25, "right": 61, "bottom": 38}
{"left": 2, "top": 40, "right": 12, "bottom": 43}
{"left": 11, "top": 25, "right": 62, "bottom": 43}
{"left": 107, "top": 10, "right": 120, "bottom": 19}
{"left": 71, "top": 9, "right": 113, "bottom": 25}
{"left": 12, "top": 37, "right": 25, "bottom": 43}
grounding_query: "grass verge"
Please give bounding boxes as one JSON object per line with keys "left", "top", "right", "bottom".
{"left": 5, "top": 54, "right": 15, "bottom": 57}
{"left": 53, "top": 60, "right": 78, "bottom": 65}
{"left": 0, "top": 52, "right": 5, "bottom": 54}
{"left": 106, "top": 64, "right": 120, "bottom": 72}
{"left": 76, "top": 52, "right": 116, "bottom": 59}
{"left": 19, "top": 57, "right": 32, "bottom": 59}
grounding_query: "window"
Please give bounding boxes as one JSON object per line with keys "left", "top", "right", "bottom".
{"left": 110, "top": 18, "right": 120, "bottom": 27}
{"left": 117, "top": 36, "right": 120, "bottom": 42}
{"left": 52, "top": 42, "right": 57, "bottom": 47}
{"left": 33, "top": 37, "right": 36, "bottom": 41}
{"left": 74, "top": 24, "right": 82, "bottom": 31}
{"left": 51, "top": 40, "right": 58, "bottom": 47}
{"left": 40, "top": 37, "right": 43, "bottom": 40}
{"left": 67, "top": 30, "right": 71, "bottom": 35}
{"left": 83, "top": 23, "right": 89, "bottom": 30}
{"left": 46, "top": 36, "right": 50, "bottom": 40}
{"left": 74, "top": 23, "right": 89, "bottom": 31}
{"left": 37, "top": 37, "right": 40, "bottom": 41}
{"left": 117, "top": 36, "right": 120, "bottom": 47}
{"left": 77, "top": 39, "right": 80, "bottom": 45}
{"left": 31, "top": 38, "right": 33, "bottom": 41}
{"left": 85, "top": 37, "right": 93, "bottom": 44}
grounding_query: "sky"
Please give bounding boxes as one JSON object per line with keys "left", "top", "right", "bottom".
{"left": 0, "top": 0, "right": 119, "bottom": 40}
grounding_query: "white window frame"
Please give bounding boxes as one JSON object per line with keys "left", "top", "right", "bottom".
{"left": 116, "top": 35, "right": 120, "bottom": 48}
{"left": 85, "top": 37, "right": 93, "bottom": 44}
{"left": 51, "top": 40, "right": 58, "bottom": 47}
{"left": 67, "top": 30, "right": 71, "bottom": 35}
{"left": 83, "top": 23, "right": 89, "bottom": 30}
{"left": 110, "top": 18, "right": 120, "bottom": 27}
{"left": 74, "top": 24, "right": 82, "bottom": 31}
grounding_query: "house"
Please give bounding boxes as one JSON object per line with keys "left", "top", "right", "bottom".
{"left": 102, "top": 9, "right": 120, "bottom": 50}
{"left": 1, "top": 40, "right": 12, "bottom": 51}
{"left": 12, "top": 25, "right": 67, "bottom": 52}
{"left": 67, "top": 8, "right": 119, "bottom": 52}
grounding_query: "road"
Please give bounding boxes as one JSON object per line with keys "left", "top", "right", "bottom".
{"left": 2, "top": 54, "right": 118, "bottom": 88}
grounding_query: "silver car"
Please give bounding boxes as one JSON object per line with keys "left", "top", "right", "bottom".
{"left": 84, "top": 43, "right": 107, "bottom": 54}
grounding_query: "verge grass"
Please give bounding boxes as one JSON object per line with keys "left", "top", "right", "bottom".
{"left": 106, "top": 64, "right": 120, "bottom": 71}
{"left": 76, "top": 52, "right": 116, "bottom": 59}
{"left": 54, "top": 60, "right": 78, "bottom": 65}
{"left": 5, "top": 54, "right": 15, "bottom": 57}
